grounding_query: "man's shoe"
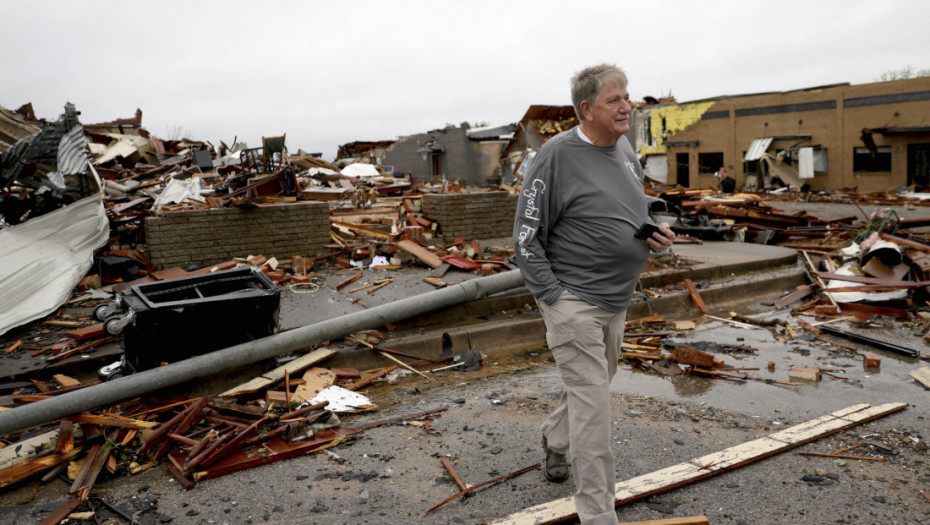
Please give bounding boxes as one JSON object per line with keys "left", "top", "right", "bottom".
{"left": 542, "top": 436, "right": 569, "bottom": 482}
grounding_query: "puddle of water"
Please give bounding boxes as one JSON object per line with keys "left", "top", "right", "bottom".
{"left": 366, "top": 311, "right": 927, "bottom": 425}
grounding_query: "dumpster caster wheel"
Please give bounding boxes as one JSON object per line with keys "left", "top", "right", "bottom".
{"left": 104, "top": 318, "right": 123, "bottom": 335}
{"left": 98, "top": 359, "right": 127, "bottom": 381}
{"left": 93, "top": 304, "right": 110, "bottom": 321}
{"left": 94, "top": 300, "right": 121, "bottom": 321}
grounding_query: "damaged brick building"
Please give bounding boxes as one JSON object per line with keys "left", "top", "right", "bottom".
{"left": 634, "top": 76, "right": 930, "bottom": 192}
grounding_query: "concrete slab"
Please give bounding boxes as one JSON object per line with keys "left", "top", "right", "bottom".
{"left": 283, "top": 241, "right": 805, "bottom": 373}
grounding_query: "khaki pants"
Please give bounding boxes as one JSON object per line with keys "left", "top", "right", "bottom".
{"left": 538, "top": 291, "right": 626, "bottom": 525}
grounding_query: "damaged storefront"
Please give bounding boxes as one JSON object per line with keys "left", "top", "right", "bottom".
{"left": 634, "top": 76, "right": 930, "bottom": 193}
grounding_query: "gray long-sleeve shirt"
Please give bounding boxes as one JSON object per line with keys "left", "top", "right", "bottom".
{"left": 512, "top": 128, "right": 650, "bottom": 312}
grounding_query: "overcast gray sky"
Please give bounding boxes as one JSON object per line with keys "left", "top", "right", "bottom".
{"left": 5, "top": 1, "right": 929, "bottom": 161}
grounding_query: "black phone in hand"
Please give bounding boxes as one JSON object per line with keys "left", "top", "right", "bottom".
{"left": 634, "top": 222, "right": 660, "bottom": 241}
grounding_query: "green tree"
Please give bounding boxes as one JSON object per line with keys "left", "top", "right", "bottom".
{"left": 879, "top": 65, "right": 930, "bottom": 81}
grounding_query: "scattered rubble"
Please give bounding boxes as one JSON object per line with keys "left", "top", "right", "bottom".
{"left": 3, "top": 101, "right": 930, "bottom": 523}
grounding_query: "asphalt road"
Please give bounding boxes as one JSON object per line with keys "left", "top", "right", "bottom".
{"left": 1, "top": 197, "right": 930, "bottom": 525}
{"left": 1, "top": 314, "right": 927, "bottom": 525}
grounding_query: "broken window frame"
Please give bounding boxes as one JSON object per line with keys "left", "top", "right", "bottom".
{"left": 697, "top": 152, "right": 724, "bottom": 174}
{"left": 853, "top": 146, "right": 892, "bottom": 173}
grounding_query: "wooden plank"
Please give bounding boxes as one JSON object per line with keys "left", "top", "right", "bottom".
{"left": 682, "top": 279, "right": 708, "bottom": 315}
{"left": 36, "top": 496, "right": 84, "bottom": 525}
{"left": 343, "top": 365, "right": 397, "bottom": 391}
{"left": 221, "top": 348, "right": 336, "bottom": 396}
{"left": 910, "top": 367, "right": 930, "bottom": 389}
{"left": 180, "top": 426, "right": 361, "bottom": 482}
{"left": 65, "top": 414, "right": 158, "bottom": 430}
{"left": 619, "top": 518, "right": 710, "bottom": 525}
{"left": 488, "top": 402, "right": 907, "bottom": 525}
{"left": 65, "top": 323, "right": 105, "bottom": 340}
{"left": 0, "top": 447, "right": 83, "bottom": 488}
{"left": 396, "top": 239, "right": 443, "bottom": 268}
{"left": 335, "top": 271, "right": 363, "bottom": 290}
{"left": 0, "top": 426, "right": 82, "bottom": 471}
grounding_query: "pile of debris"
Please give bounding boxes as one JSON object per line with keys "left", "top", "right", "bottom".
{"left": 0, "top": 327, "right": 489, "bottom": 519}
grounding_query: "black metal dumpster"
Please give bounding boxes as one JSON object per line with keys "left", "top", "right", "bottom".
{"left": 96, "top": 267, "right": 280, "bottom": 378}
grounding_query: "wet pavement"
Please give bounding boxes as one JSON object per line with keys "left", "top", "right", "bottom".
{"left": 2, "top": 231, "right": 930, "bottom": 524}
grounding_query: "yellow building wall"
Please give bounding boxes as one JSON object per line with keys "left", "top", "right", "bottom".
{"left": 638, "top": 101, "right": 718, "bottom": 156}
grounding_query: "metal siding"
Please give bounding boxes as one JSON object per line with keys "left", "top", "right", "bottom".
{"left": 744, "top": 137, "right": 774, "bottom": 161}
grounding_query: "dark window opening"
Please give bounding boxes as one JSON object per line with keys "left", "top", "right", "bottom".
{"left": 676, "top": 153, "right": 690, "bottom": 187}
{"left": 743, "top": 152, "right": 758, "bottom": 175}
{"left": 431, "top": 153, "right": 443, "bottom": 176}
{"left": 698, "top": 152, "right": 724, "bottom": 174}
{"left": 853, "top": 146, "right": 891, "bottom": 172}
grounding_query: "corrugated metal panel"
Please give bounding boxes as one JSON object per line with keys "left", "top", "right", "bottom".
{"left": 56, "top": 124, "right": 89, "bottom": 175}
{"left": 744, "top": 137, "right": 774, "bottom": 161}
{"left": 0, "top": 194, "right": 108, "bottom": 336}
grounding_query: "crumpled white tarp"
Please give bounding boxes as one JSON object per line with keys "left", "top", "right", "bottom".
{"left": 152, "top": 177, "right": 205, "bottom": 211}
{"left": 306, "top": 385, "right": 377, "bottom": 413}
{"left": 824, "top": 261, "right": 907, "bottom": 304}
{"left": 340, "top": 163, "right": 381, "bottom": 178}
{"left": 307, "top": 167, "right": 340, "bottom": 177}
{"left": 0, "top": 193, "right": 109, "bottom": 336}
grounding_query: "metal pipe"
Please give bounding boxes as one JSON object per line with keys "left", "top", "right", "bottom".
{"left": 0, "top": 269, "right": 525, "bottom": 437}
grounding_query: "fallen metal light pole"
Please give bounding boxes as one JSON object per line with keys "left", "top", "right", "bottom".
{"left": 819, "top": 325, "right": 920, "bottom": 358}
{"left": 0, "top": 269, "right": 526, "bottom": 437}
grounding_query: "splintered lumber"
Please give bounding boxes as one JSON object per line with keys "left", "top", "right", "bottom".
{"left": 343, "top": 365, "right": 398, "bottom": 391}
{"left": 43, "top": 320, "right": 84, "bottom": 328}
{"left": 396, "top": 239, "right": 443, "bottom": 268}
{"left": 671, "top": 346, "right": 720, "bottom": 368}
{"left": 487, "top": 402, "right": 907, "bottom": 525}
{"left": 335, "top": 271, "right": 363, "bottom": 290}
{"left": 910, "top": 367, "right": 930, "bottom": 389}
{"left": 353, "top": 406, "right": 449, "bottom": 431}
{"left": 71, "top": 430, "right": 118, "bottom": 498}
{"left": 0, "top": 447, "right": 83, "bottom": 488}
{"left": 429, "top": 262, "right": 451, "bottom": 278}
{"left": 619, "top": 518, "right": 710, "bottom": 525}
{"left": 347, "top": 279, "right": 388, "bottom": 293}
{"left": 138, "top": 398, "right": 204, "bottom": 455}
{"left": 424, "top": 276, "right": 446, "bottom": 287}
{"left": 36, "top": 496, "right": 84, "bottom": 525}
{"left": 166, "top": 463, "right": 195, "bottom": 490}
{"left": 151, "top": 397, "right": 209, "bottom": 461}
{"left": 424, "top": 463, "right": 540, "bottom": 515}
{"left": 704, "top": 314, "right": 756, "bottom": 329}
{"left": 682, "top": 279, "right": 708, "bottom": 315}
{"left": 0, "top": 425, "right": 82, "bottom": 471}
{"left": 367, "top": 279, "right": 392, "bottom": 294}
{"left": 65, "top": 323, "right": 105, "bottom": 340}
{"left": 222, "top": 348, "right": 336, "bottom": 396}
{"left": 796, "top": 451, "right": 888, "bottom": 461}
{"left": 378, "top": 350, "right": 432, "bottom": 382}
{"left": 52, "top": 374, "right": 81, "bottom": 388}
{"left": 775, "top": 284, "right": 815, "bottom": 308}
{"left": 441, "top": 457, "right": 470, "bottom": 491}
{"left": 65, "top": 414, "right": 158, "bottom": 430}
{"left": 174, "top": 426, "right": 361, "bottom": 482}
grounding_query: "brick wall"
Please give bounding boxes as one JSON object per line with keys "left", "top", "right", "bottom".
{"left": 421, "top": 192, "right": 517, "bottom": 240}
{"left": 145, "top": 202, "right": 330, "bottom": 269}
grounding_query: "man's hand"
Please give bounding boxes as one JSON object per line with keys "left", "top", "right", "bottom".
{"left": 646, "top": 223, "right": 675, "bottom": 253}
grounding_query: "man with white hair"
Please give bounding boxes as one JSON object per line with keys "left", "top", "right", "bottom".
{"left": 513, "top": 63, "right": 674, "bottom": 525}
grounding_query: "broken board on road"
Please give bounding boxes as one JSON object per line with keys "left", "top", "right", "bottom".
{"left": 488, "top": 402, "right": 907, "bottom": 525}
